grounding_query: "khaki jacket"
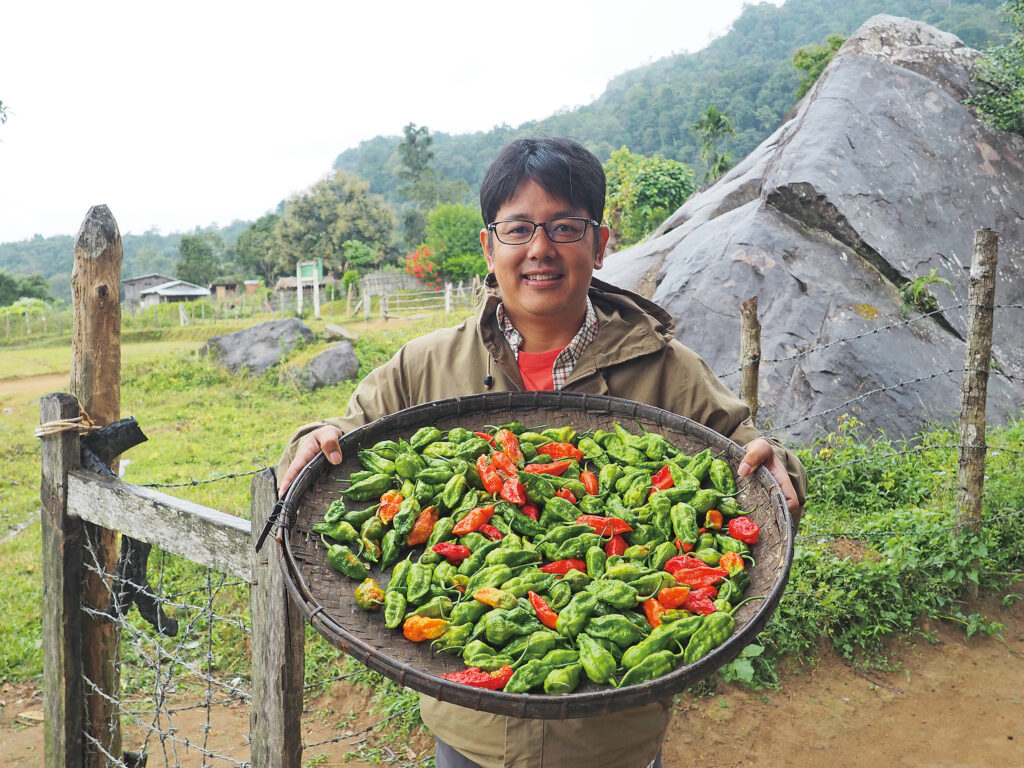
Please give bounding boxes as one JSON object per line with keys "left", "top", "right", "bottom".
{"left": 280, "top": 276, "right": 807, "bottom": 768}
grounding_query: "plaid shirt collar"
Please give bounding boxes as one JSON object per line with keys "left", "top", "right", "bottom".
{"left": 496, "top": 297, "right": 599, "bottom": 390}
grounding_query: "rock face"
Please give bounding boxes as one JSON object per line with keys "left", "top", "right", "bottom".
{"left": 303, "top": 342, "right": 360, "bottom": 389}
{"left": 200, "top": 318, "right": 313, "bottom": 374}
{"left": 600, "top": 15, "right": 1024, "bottom": 443}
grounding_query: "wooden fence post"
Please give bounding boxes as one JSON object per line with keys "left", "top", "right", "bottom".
{"left": 957, "top": 229, "right": 999, "bottom": 537}
{"left": 739, "top": 296, "right": 761, "bottom": 425}
{"left": 249, "top": 469, "right": 304, "bottom": 768}
{"left": 40, "top": 392, "right": 87, "bottom": 768}
{"left": 70, "top": 204, "right": 123, "bottom": 766}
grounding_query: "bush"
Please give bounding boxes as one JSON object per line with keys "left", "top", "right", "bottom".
{"left": 967, "top": 0, "right": 1024, "bottom": 136}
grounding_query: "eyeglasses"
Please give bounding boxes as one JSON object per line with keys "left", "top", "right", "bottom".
{"left": 487, "top": 217, "right": 600, "bottom": 245}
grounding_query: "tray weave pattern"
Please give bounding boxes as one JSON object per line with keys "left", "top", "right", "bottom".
{"left": 277, "top": 391, "right": 793, "bottom": 719}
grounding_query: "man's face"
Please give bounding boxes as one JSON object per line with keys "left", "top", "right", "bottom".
{"left": 481, "top": 179, "right": 609, "bottom": 337}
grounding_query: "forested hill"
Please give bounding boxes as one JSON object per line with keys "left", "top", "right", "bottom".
{"left": 334, "top": 0, "right": 1011, "bottom": 198}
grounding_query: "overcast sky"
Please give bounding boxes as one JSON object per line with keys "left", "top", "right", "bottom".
{"left": 0, "top": 1, "right": 778, "bottom": 244}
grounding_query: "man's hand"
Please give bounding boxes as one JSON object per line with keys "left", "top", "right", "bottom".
{"left": 278, "top": 426, "right": 344, "bottom": 496}
{"left": 738, "top": 438, "right": 801, "bottom": 525}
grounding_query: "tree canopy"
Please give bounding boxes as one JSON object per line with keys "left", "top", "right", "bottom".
{"left": 603, "top": 148, "right": 697, "bottom": 247}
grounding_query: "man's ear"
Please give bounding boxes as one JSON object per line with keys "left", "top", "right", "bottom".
{"left": 593, "top": 225, "right": 610, "bottom": 270}
{"left": 480, "top": 228, "right": 495, "bottom": 272}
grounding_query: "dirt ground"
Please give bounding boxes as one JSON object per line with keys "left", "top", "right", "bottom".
{"left": 3, "top": 598, "right": 1021, "bottom": 767}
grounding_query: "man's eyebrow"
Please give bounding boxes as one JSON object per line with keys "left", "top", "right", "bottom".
{"left": 499, "top": 207, "right": 581, "bottom": 220}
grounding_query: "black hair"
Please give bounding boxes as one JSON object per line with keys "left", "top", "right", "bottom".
{"left": 479, "top": 137, "right": 606, "bottom": 226}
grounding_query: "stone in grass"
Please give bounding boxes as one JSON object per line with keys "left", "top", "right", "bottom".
{"left": 301, "top": 341, "right": 360, "bottom": 390}
{"left": 200, "top": 318, "right": 313, "bottom": 375}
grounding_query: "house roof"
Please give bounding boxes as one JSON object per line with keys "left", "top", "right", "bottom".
{"left": 122, "top": 273, "right": 175, "bottom": 285}
{"left": 140, "top": 280, "right": 211, "bottom": 297}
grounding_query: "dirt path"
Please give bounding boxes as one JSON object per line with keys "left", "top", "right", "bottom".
{"left": 3, "top": 599, "right": 1021, "bottom": 767}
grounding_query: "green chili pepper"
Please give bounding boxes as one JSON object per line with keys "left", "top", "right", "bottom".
{"left": 683, "top": 610, "right": 735, "bottom": 665}
{"left": 450, "top": 598, "right": 490, "bottom": 626}
{"left": 577, "top": 495, "right": 604, "bottom": 515}
{"left": 311, "top": 518, "right": 358, "bottom": 544}
{"left": 584, "top": 614, "right": 647, "bottom": 647}
{"left": 546, "top": 579, "right": 572, "bottom": 611}
{"left": 606, "top": 440, "right": 645, "bottom": 466}
{"left": 538, "top": 497, "right": 579, "bottom": 528}
{"left": 718, "top": 497, "right": 751, "bottom": 518}
{"left": 577, "top": 633, "right": 617, "bottom": 684}
{"left": 649, "top": 540, "right": 678, "bottom": 571}
{"left": 406, "top": 562, "right": 435, "bottom": 605}
{"left": 585, "top": 579, "right": 639, "bottom": 609}
{"left": 560, "top": 568, "right": 592, "bottom": 593}
{"left": 623, "top": 473, "right": 653, "bottom": 508}
{"left": 394, "top": 450, "right": 427, "bottom": 480}
{"left": 343, "top": 473, "right": 392, "bottom": 502}
{"left": 354, "top": 578, "right": 385, "bottom": 611}
{"left": 598, "top": 463, "right": 624, "bottom": 494}
{"left": 360, "top": 515, "right": 384, "bottom": 542}
{"left": 465, "top": 564, "right": 514, "bottom": 596}
{"left": 454, "top": 436, "right": 490, "bottom": 462}
{"left": 358, "top": 450, "right": 396, "bottom": 476}
{"left": 585, "top": 546, "right": 607, "bottom": 579}
{"left": 504, "top": 659, "right": 553, "bottom": 693}
{"left": 387, "top": 557, "right": 412, "bottom": 594}
{"left": 383, "top": 591, "right": 407, "bottom": 629}
{"left": 426, "top": 515, "right": 457, "bottom": 549}
{"left": 408, "top": 595, "right": 453, "bottom": 619}
{"left": 670, "top": 502, "right": 700, "bottom": 547}
{"left": 476, "top": 608, "right": 535, "bottom": 645}
{"left": 693, "top": 548, "right": 723, "bottom": 566}
{"left": 371, "top": 439, "right": 401, "bottom": 459}
{"left": 422, "top": 441, "right": 460, "bottom": 459}
{"left": 323, "top": 499, "right": 347, "bottom": 525}
{"left": 715, "top": 533, "right": 750, "bottom": 555}
{"left": 500, "top": 570, "right": 556, "bottom": 598}
{"left": 485, "top": 548, "right": 541, "bottom": 568}
{"left": 618, "top": 649, "right": 677, "bottom": 687}
{"left": 541, "top": 649, "right": 580, "bottom": 666}
{"left": 507, "top": 630, "right": 558, "bottom": 666}
{"left": 441, "top": 474, "right": 468, "bottom": 510}
{"left": 555, "top": 592, "right": 600, "bottom": 638}
{"left": 379, "top": 529, "right": 401, "bottom": 569}
{"left": 603, "top": 560, "right": 652, "bottom": 582}
{"left": 519, "top": 471, "right": 557, "bottom": 505}
{"left": 324, "top": 541, "right": 369, "bottom": 580}
{"left": 416, "top": 466, "right": 454, "bottom": 485}
{"left": 446, "top": 427, "right": 474, "bottom": 444}
{"left": 457, "top": 540, "right": 500, "bottom": 576}
{"left": 543, "top": 663, "right": 582, "bottom": 694}
{"left": 433, "top": 622, "right": 473, "bottom": 654}
{"left": 408, "top": 426, "right": 443, "bottom": 450}
{"left": 541, "top": 426, "right": 576, "bottom": 443}
{"left": 392, "top": 498, "right": 420, "bottom": 539}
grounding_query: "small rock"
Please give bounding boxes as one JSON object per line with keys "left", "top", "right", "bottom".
{"left": 324, "top": 323, "right": 359, "bottom": 342}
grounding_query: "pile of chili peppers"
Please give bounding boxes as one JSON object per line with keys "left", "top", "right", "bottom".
{"left": 314, "top": 420, "right": 764, "bottom": 694}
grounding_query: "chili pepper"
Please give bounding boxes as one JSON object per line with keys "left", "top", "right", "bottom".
{"left": 598, "top": 464, "right": 624, "bottom": 494}
{"left": 518, "top": 469, "right": 557, "bottom": 506}
{"left": 432, "top": 541, "right": 472, "bottom": 565}
{"left": 504, "top": 659, "right": 553, "bottom": 694}
{"left": 642, "top": 597, "right": 668, "bottom": 627}
{"left": 714, "top": 533, "right": 750, "bottom": 556}
{"left": 324, "top": 541, "right": 369, "bottom": 580}
{"left": 682, "top": 607, "right": 739, "bottom": 664}
{"left": 383, "top": 590, "right": 407, "bottom": 628}
{"left": 650, "top": 540, "right": 678, "bottom": 571}
{"left": 718, "top": 496, "right": 752, "bottom": 519}
{"left": 603, "top": 559, "right": 652, "bottom": 582}
{"left": 499, "top": 476, "right": 527, "bottom": 505}
{"left": 445, "top": 427, "right": 474, "bottom": 444}
{"left": 410, "top": 595, "right": 454, "bottom": 619}
{"left": 403, "top": 615, "right": 449, "bottom": 642}
{"left": 622, "top": 543, "right": 653, "bottom": 561}
{"left": 523, "top": 459, "right": 574, "bottom": 476}
{"left": 407, "top": 426, "right": 442, "bottom": 450}
{"left": 585, "top": 545, "right": 607, "bottom": 579}
{"left": 686, "top": 448, "right": 713, "bottom": 482}
{"left": 584, "top": 614, "right": 647, "bottom": 647}
{"left": 476, "top": 608, "right": 537, "bottom": 645}
{"left": 672, "top": 566, "right": 728, "bottom": 590}
{"left": 527, "top": 590, "right": 559, "bottom": 630}
{"left": 728, "top": 516, "right": 760, "bottom": 544}
{"left": 494, "top": 429, "right": 525, "bottom": 465}
{"left": 693, "top": 547, "right": 722, "bottom": 566}
{"left": 559, "top": 477, "right": 588, "bottom": 499}
{"left": 478, "top": 523, "right": 504, "bottom": 541}
{"left": 456, "top": 437, "right": 491, "bottom": 462}
{"left": 703, "top": 509, "right": 724, "bottom": 531}
{"left": 539, "top": 559, "right": 587, "bottom": 576}
{"left": 657, "top": 586, "right": 691, "bottom": 608}
{"left": 312, "top": 518, "right": 359, "bottom": 544}
{"left": 543, "top": 663, "right": 583, "bottom": 694}
{"left": 452, "top": 505, "right": 495, "bottom": 535}
{"left": 577, "top": 633, "right": 617, "bottom": 685}
{"left": 391, "top": 498, "right": 420, "bottom": 540}
{"left": 484, "top": 548, "right": 540, "bottom": 568}
{"left": 432, "top": 621, "right": 474, "bottom": 655}
{"left": 585, "top": 579, "right": 639, "bottom": 609}
{"left": 623, "top": 473, "right": 653, "bottom": 508}
{"left": 561, "top": 568, "right": 592, "bottom": 593}
{"left": 629, "top": 571, "right": 675, "bottom": 598}
{"left": 708, "top": 458, "right": 737, "bottom": 495}
{"left": 432, "top": 561, "right": 459, "bottom": 588}
{"left": 536, "top": 442, "right": 584, "bottom": 462}
{"left": 395, "top": 449, "right": 428, "bottom": 480}
{"left": 376, "top": 529, "right": 399, "bottom": 569}
{"left": 718, "top": 551, "right": 745, "bottom": 576}
{"left": 490, "top": 449, "right": 517, "bottom": 478}
{"left": 576, "top": 470, "right": 598, "bottom": 496}
{"left": 450, "top": 599, "right": 489, "bottom": 626}
{"left": 465, "top": 563, "right": 514, "bottom": 596}
{"left": 357, "top": 449, "right": 397, "bottom": 476}
{"left": 555, "top": 592, "right": 600, "bottom": 638}
{"left": 474, "top": 431, "right": 496, "bottom": 445}
{"left": 476, "top": 454, "right": 503, "bottom": 495}
{"left": 343, "top": 473, "right": 393, "bottom": 502}
{"left": 541, "top": 523, "right": 593, "bottom": 547}
{"left": 555, "top": 487, "right": 577, "bottom": 504}
{"left": 650, "top": 465, "right": 674, "bottom": 491}
{"left": 575, "top": 514, "right": 632, "bottom": 536}
{"left": 681, "top": 591, "right": 717, "bottom": 615}
{"left": 377, "top": 490, "right": 404, "bottom": 524}
{"left": 415, "top": 465, "right": 454, "bottom": 485}
{"left": 618, "top": 649, "right": 677, "bottom": 687}
{"left": 500, "top": 570, "right": 555, "bottom": 597}
{"left": 456, "top": 540, "right": 499, "bottom": 576}
{"left": 521, "top": 504, "right": 539, "bottom": 521}
{"left": 473, "top": 587, "right": 519, "bottom": 610}
{"left": 323, "top": 499, "right": 347, "bottom": 525}
{"left": 406, "top": 562, "right": 435, "bottom": 605}
{"left": 353, "top": 578, "right": 385, "bottom": 611}
{"left": 442, "top": 664, "right": 514, "bottom": 690}
{"left": 405, "top": 505, "right": 438, "bottom": 546}
{"left": 547, "top": 579, "right": 572, "bottom": 611}
{"left": 439, "top": 474, "right": 468, "bottom": 511}
{"left": 605, "top": 534, "right": 628, "bottom": 558}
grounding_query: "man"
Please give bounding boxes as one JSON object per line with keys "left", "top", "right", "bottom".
{"left": 279, "top": 137, "right": 806, "bottom": 768}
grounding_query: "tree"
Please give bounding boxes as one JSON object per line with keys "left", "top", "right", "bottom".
{"left": 692, "top": 105, "right": 737, "bottom": 183}
{"left": 967, "top": 0, "right": 1024, "bottom": 136}
{"left": 276, "top": 171, "right": 396, "bottom": 275}
{"left": 234, "top": 213, "right": 281, "bottom": 285}
{"left": 176, "top": 234, "right": 220, "bottom": 286}
{"left": 422, "top": 204, "right": 487, "bottom": 282}
{"left": 0, "top": 270, "right": 51, "bottom": 305}
{"left": 603, "top": 147, "right": 697, "bottom": 248}
{"left": 793, "top": 34, "right": 846, "bottom": 99}
{"left": 340, "top": 239, "right": 378, "bottom": 271}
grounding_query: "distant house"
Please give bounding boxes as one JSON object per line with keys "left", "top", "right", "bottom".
{"left": 209, "top": 280, "right": 240, "bottom": 302}
{"left": 274, "top": 274, "right": 338, "bottom": 301}
{"left": 139, "top": 280, "right": 211, "bottom": 308}
{"left": 122, "top": 274, "right": 175, "bottom": 306}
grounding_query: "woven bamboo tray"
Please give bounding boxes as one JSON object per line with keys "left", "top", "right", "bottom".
{"left": 276, "top": 391, "right": 793, "bottom": 719}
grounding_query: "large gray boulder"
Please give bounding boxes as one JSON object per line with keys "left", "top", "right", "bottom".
{"left": 304, "top": 341, "right": 360, "bottom": 389}
{"left": 601, "top": 15, "right": 1024, "bottom": 443}
{"left": 200, "top": 318, "right": 313, "bottom": 374}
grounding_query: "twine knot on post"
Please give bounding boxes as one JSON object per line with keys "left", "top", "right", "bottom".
{"left": 34, "top": 406, "right": 101, "bottom": 438}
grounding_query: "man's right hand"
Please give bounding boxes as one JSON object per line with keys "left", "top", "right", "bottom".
{"left": 278, "top": 425, "right": 344, "bottom": 496}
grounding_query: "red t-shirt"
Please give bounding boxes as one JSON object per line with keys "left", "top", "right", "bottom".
{"left": 518, "top": 347, "right": 564, "bottom": 391}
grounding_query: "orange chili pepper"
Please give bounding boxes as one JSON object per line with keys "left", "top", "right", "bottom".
{"left": 642, "top": 597, "right": 668, "bottom": 628}
{"left": 452, "top": 504, "right": 495, "bottom": 535}
{"left": 657, "top": 586, "right": 691, "bottom": 609}
{"left": 528, "top": 590, "right": 559, "bottom": 630}
{"left": 403, "top": 615, "right": 449, "bottom": 642}
{"left": 476, "top": 454, "right": 502, "bottom": 495}
{"left": 406, "top": 505, "right": 438, "bottom": 546}
{"left": 705, "top": 509, "right": 725, "bottom": 530}
{"left": 491, "top": 450, "right": 518, "bottom": 478}
{"left": 537, "top": 442, "right": 584, "bottom": 462}
{"left": 377, "top": 490, "right": 404, "bottom": 524}
{"left": 523, "top": 460, "right": 573, "bottom": 475}
{"left": 495, "top": 429, "right": 524, "bottom": 465}
{"left": 719, "top": 551, "right": 745, "bottom": 575}
{"left": 579, "top": 470, "right": 599, "bottom": 495}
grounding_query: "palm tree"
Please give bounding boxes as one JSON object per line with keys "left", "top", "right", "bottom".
{"left": 692, "top": 105, "right": 736, "bottom": 182}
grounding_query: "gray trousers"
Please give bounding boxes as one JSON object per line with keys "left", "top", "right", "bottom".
{"left": 434, "top": 738, "right": 663, "bottom": 768}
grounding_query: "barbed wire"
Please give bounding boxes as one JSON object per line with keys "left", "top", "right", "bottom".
{"left": 139, "top": 466, "right": 269, "bottom": 489}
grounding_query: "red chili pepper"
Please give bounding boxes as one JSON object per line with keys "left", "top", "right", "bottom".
{"left": 672, "top": 567, "right": 728, "bottom": 589}
{"left": 476, "top": 454, "right": 502, "bottom": 495}
{"left": 528, "top": 590, "right": 559, "bottom": 630}
{"left": 642, "top": 597, "right": 668, "bottom": 627}
{"left": 691, "top": 585, "right": 719, "bottom": 600}
{"left": 537, "top": 442, "right": 584, "bottom": 462}
{"left": 442, "top": 664, "right": 514, "bottom": 690}
{"left": 495, "top": 429, "right": 524, "bottom": 465}
{"left": 728, "top": 516, "right": 760, "bottom": 544}
{"left": 579, "top": 470, "right": 599, "bottom": 495}
{"left": 539, "top": 559, "right": 587, "bottom": 575}
{"left": 704, "top": 509, "right": 724, "bottom": 531}
{"left": 491, "top": 450, "right": 518, "bottom": 478}
{"left": 406, "top": 505, "right": 438, "bottom": 546}
{"left": 521, "top": 504, "right": 540, "bottom": 521}
{"left": 377, "top": 490, "right": 404, "bottom": 524}
{"left": 474, "top": 431, "right": 496, "bottom": 445}
{"left": 674, "top": 538, "right": 695, "bottom": 553}
{"left": 452, "top": 505, "right": 495, "bottom": 535}
{"left": 651, "top": 465, "right": 674, "bottom": 491}
{"left": 432, "top": 542, "right": 472, "bottom": 565}
{"left": 657, "top": 586, "right": 691, "bottom": 608}
{"left": 479, "top": 523, "right": 504, "bottom": 541}
{"left": 719, "top": 551, "right": 745, "bottom": 575}
{"left": 663, "top": 554, "right": 709, "bottom": 575}
{"left": 500, "top": 476, "right": 527, "bottom": 505}
{"left": 555, "top": 487, "right": 577, "bottom": 504}
{"left": 605, "top": 534, "right": 628, "bottom": 557}
{"left": 575, "top": 514, "right": 632, "bottom": 536}
{"left": 523, "top": 460, "right": 573, "bottom": 476}
{"left": 682, "top": 592, "right": 718, "bottom": 615}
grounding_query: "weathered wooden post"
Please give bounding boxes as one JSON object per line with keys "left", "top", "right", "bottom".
{"left": 70, "top": 204, "right": 124, "bottom": 766}
{"left": 249, "top": 470, "right": 304, "bottom": 768}
{"left": 957, "top": 229, "right": 999, "bottom": 538}
{"left": 40, "top": 392, "right": 87, "bottom": 768}
{"left": 739, "top": 296, "right": 761, "bottom": 425}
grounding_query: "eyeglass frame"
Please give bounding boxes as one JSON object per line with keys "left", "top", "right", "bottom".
{"left": 486, "top": 216, "right": 601, "bottom": 246}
